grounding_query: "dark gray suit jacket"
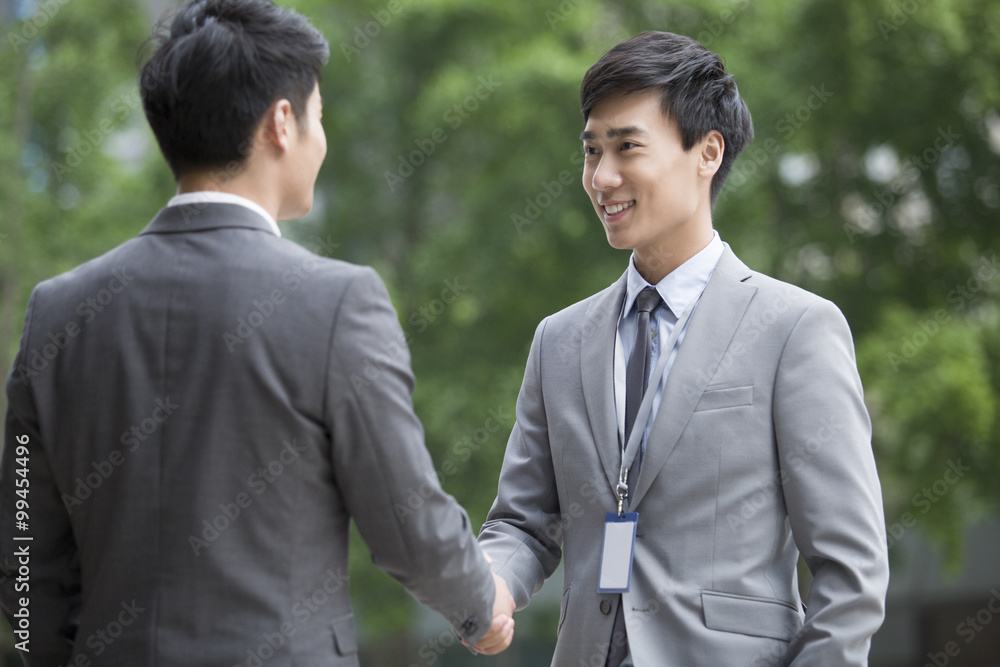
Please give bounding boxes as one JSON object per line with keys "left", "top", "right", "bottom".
{"left": 0, "top": 203, "right": 494, "bottom": 666}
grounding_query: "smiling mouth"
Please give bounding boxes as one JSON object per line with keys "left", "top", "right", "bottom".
{"left": 602, "top": 200, "right": 635, "bottom": 216}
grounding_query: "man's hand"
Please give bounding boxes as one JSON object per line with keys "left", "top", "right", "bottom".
{"left": 467, "top": 551, "right": 516, "bottom": 654}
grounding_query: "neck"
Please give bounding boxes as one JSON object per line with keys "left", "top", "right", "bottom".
{"left": 633, "top": 224, "right": 714, "bottom": 285}
{"left": 176, "top": 170, "right": 280, "bottom": 221}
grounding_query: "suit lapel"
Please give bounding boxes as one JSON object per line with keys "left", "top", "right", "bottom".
{"left": 580, "top": 272, "right": 628, "bottom": 497}
{"left": 629, "top": 247, "right": 757, "bottom": 508}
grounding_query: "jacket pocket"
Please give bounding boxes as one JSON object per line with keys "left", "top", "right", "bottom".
{"left": 694, "top": 385, "right": 753, "bottom": 412}
{"left": 331, "top": 613, "right": 359, "bottom": 656}
{"left": 701, "top": 590, "right": 800, "bottom": 641}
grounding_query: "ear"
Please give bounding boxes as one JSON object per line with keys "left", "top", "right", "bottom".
{"left": 698, "top": 130, "right": 725, "bottom": 178}
{"left": 259, "top": 98, "right": 295, "bottom": 155}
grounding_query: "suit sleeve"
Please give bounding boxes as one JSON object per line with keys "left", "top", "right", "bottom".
{"left": 323, "top": 266, "right": 494, "bottom": 646}
{"left": 478, "top": 318, "right": 563, "bottom": 610}
{"left": 773, "top": 299, "right": 889, "bottom": 665}
{"left": 1, "top": 289, "right": 81, "bottom": 667}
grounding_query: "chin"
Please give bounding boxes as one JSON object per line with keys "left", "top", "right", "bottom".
{"left": 604, "top": 229, "right": 636, "bottom": 251}
{"left": 281, "top": 199, "right": 312, "bottom": 221}
{"left": 300, "top": 193, "right": 316, "bottom": 217}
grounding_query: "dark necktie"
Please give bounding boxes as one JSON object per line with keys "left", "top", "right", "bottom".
{"left": 607, "top": 286, "right": 663, "bottom": 667}
{"left": 623, "top": 287, "right": 663, "bottom": 494}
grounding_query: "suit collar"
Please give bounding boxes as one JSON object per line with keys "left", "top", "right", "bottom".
{"left": 167, "top": 192, "right": 281, "bottom": 236}
{"left": 713, "top": 241, "right": 753, "bottom": 282}
{"left": 139, "top": 203, "right": 278, "bottom": 236}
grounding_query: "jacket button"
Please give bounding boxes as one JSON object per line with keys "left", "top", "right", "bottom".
{"left": 600, "top": 599, "right": 612, "bottom": 615}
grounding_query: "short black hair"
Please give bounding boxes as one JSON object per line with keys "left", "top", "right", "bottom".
{"left": 581, "top": 31, "right": 753, "bottom": 205}
{"left": 140, "top": 0, "right": 329, "bottom": 179}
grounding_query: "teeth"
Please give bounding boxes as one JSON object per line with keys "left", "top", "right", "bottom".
{"left": 604, "top": 201, "right": 635, "bottom": 215}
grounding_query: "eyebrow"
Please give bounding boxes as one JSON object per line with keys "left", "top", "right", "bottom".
{"left": 580, "top": 126, "right": 647, "bottom": 141}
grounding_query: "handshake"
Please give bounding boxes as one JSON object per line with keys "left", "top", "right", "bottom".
{"left": 464, "top": 551, "right": 517, "bottom": 655}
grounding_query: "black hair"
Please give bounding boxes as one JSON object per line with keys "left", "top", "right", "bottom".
{"left": 140, "top": 0, "right": 329, "bottom": 179}
{"left": 581, "top": 31, "right": 753, "bottom": 204}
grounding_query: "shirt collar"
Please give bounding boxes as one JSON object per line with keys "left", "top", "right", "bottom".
{"left": 167, "top": 192, "right": 281, "bottom": 237}
{"left": 622, "top": 230, "right": 724, "bottom": 319}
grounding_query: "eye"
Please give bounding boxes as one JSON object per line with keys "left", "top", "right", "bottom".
{"left": 583, "top": 145, "right": 599, "bottom": 156}
{"left": 620, "top": 141, "right": 637, "bottom": 151}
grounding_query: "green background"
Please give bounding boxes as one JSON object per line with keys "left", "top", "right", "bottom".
{"left": 1, "top": 0, "right": 999, "bottom": 664}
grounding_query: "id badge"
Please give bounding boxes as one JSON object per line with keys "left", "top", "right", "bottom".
{"left": 597, "top": 512, "right": 638, "bottom": 593}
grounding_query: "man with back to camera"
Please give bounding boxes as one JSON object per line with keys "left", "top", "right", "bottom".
{"left": 0, "top": 1, "right": 515, "bottom": 664}
{"left": 478, "top": 31, "right": 889, "bottom": 666}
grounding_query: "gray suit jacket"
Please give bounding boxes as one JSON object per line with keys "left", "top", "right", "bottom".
{"left": 0, "top": 204, "right": 494, "bottom": 666}
{"left": 479, "top": 246, "right": 889, "bottom": 666}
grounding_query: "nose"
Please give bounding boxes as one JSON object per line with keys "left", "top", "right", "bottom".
{"left": 590, "top": 155, "right": 622, "bottom": 192}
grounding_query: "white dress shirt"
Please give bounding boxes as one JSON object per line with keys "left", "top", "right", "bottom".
{"left": 167, "top": 191, "right": 282, "bottom": 237}
{"left": 613, "top": 230, "right": 724, "bottom": 453}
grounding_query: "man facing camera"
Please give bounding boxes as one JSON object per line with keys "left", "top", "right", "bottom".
{"left": 479, "top": 32, "right": 888, "bottom": 666}
{"left": 0, "top": 1, "right": 512, "bottom": 665}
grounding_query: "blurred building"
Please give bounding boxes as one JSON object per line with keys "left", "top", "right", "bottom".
{"left": 872, "top": 516, "right": 1000, "bottom": 667}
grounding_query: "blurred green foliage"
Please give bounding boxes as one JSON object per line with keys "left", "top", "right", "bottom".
{"left": 1, "top": 0, "right": 999, "bottom": 661}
